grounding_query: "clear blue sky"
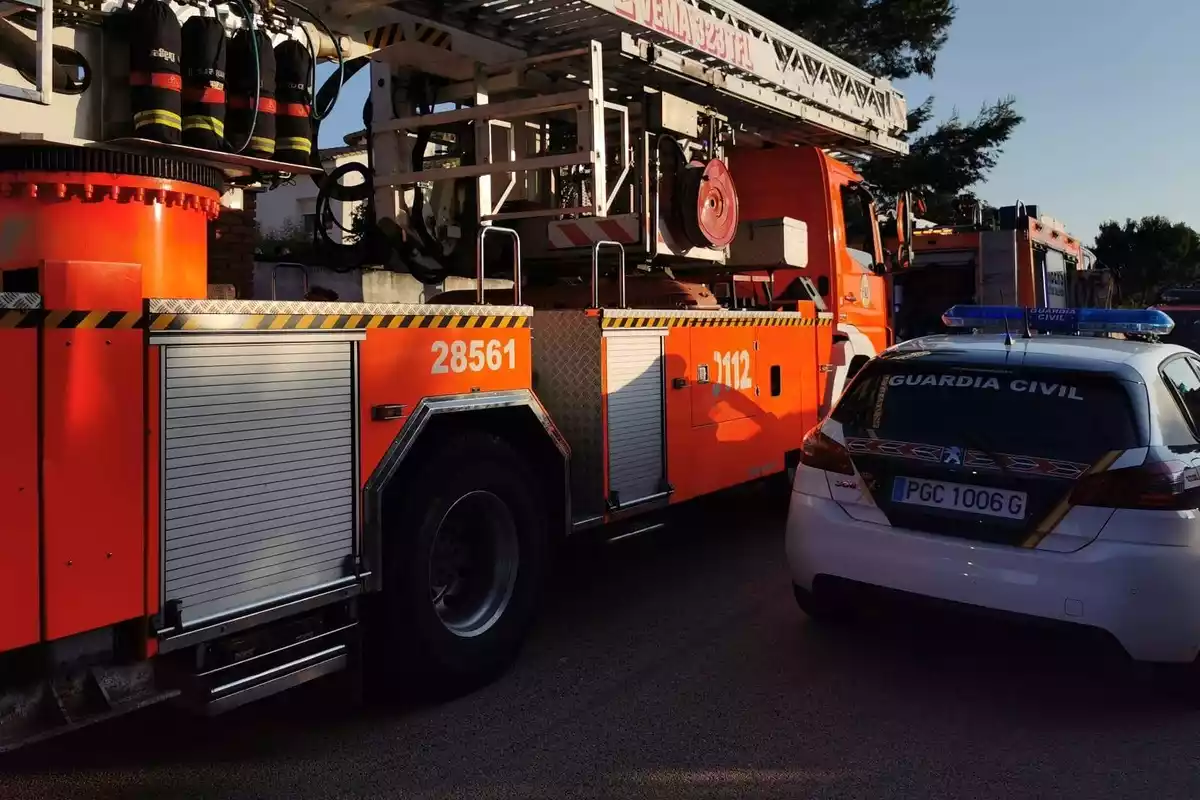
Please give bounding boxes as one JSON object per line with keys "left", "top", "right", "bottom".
{"left": 895, "top": 0, "right": 1198, "bottom": 240}
{"left": 317, "top": 0, "right": 1197, "bottom": 243}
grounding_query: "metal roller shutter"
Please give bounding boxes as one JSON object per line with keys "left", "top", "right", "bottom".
{"left": 162, "top": 338, "right": 356, "bottom": 626}
{"left": 605, "top": 331, "right": 665, "bottom": 505}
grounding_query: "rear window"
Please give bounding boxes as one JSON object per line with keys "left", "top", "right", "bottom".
{"left": 832, "top": 361, "right": 1145, "bottom": 461}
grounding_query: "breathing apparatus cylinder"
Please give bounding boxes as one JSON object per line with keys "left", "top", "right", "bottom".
{"left": 180, "top": 15, "right": 227, "bottom": 151}
{"left": 225, "top": 28, "right": 276, "bottom": 159}
{"left": 127, "top": 0, "right": 183, "bottom": 144}
{"left": 273, "top": 39, "right": 313, "bottom": 165}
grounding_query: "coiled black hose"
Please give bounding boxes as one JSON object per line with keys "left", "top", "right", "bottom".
{"left": 306, "top": 60, "right": 473, "bottom": 283}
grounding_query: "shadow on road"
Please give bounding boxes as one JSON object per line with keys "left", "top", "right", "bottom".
{"left": 3, "top": 486, "right": 1198, "bottom": 799}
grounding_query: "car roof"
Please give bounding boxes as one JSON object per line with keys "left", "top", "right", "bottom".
{"left": 879, "top": 334, "right": 1193, "bottom": 382}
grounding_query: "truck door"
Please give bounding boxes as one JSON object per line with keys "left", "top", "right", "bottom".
{"left": 1038, "top": 247, "right": 1068, "bottom": 308}
{"left": 603, "top": 329, "right": 668, "bottom": 508}
{"left": 833, "top": 182, "right": 888, "bottom": 355}
{"left": 689, "top": 326, "right": 758, "bottom": 426}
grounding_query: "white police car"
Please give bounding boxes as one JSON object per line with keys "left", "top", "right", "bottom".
{"left": 787, "top": 305, "right": 1200, "bottom": 666}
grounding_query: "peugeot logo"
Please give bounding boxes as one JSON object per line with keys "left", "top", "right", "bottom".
{"left": 941, "top": 446, "right": 963, "bottom": 466}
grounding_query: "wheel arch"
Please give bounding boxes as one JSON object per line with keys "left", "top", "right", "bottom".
{"left": 361, "top": 390, "right": 570, "bottom": 594}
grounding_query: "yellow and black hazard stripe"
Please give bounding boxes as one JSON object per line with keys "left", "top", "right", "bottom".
{"left": 0, "top": 309, "right": 532, "bottom": 331}
{"left": 0, "top": 309, "right": 143, "bottom": 329}
{"left": 413, "top": 24, "right": 452, "bottom": 48}
{"left": 600, "top": 316, "right": 834, "bottom": 329}
{"left": 362, "top": 22, "right": 452, "bottom": 50}
{"left": 149, "top": 312, "right": 530, "bottom": 332}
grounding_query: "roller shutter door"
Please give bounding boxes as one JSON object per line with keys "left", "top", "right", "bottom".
{"left": 605, "top": 331, "right": 665, "bottom": 506}
{"left": 161, "top": 339, "right": 356, "bottom": 626}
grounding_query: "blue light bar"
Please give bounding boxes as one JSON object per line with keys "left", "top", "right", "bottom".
{"left": 941, "top": 305, "right": 1175, "bottom": 335}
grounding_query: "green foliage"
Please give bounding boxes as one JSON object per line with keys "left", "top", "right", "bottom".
{"left": 740, "top": 1, "right": 1018, "bottom": 224}
{"left": 345, "top": 201, "right": 370, "bottom": 244}
{"left": 255, "top": 220, "right": 310, "bottom": 257}
{"left": 1093, "top": 217, "right": 1200, "bottom": 305}
{"left": 862, "top": 97, "right": 1024, "bottom": 219}
{"left": 742, "top": 0, "right": 956, "bottom": 80}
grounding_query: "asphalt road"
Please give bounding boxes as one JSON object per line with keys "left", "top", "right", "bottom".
{"left": 5, "top": 486, "right": 1200, "bottom": 799}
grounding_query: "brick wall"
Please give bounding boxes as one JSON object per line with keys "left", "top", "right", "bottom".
{"left": 208, "top": 191, "right": 258, "bottom": 300}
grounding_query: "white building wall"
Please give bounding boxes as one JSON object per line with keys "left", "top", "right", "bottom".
{"left": 255, "top": 150, "right": 367, "bottom": 244}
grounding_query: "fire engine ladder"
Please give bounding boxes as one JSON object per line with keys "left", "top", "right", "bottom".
{"left": 0, "top": 0, "right": 53, "bottom": 104}
{"left": 345, "top": 0, "right": 909, "bottom": 156}
{"left": 348, "top": 0, "right": 910, "bottom": 255}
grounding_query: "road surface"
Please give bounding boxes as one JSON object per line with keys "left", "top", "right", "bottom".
{"left": 5, "top": 486, "right": 1200, "bottom": 799}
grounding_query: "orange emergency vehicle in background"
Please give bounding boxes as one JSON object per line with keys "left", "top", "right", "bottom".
{"left": 885, "top": 204, "right": 1111, "bottom": 340}
{"left": 0, "top": 0, "right": 907, "bottom": 748}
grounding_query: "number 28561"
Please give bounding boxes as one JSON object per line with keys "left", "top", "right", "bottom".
{"left": 431, "top": 339, "right": 517, "bottom": 374}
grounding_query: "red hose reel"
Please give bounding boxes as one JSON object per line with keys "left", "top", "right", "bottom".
{"left": 680, "top": 157, "right": 738, "bottom": 248}
{"left": 658, "top": 138, "right": 739, "bottom": 250}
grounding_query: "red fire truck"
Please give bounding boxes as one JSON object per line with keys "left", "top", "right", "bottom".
{"left": 0, "top": 0, "right": 907, "bottom": 747}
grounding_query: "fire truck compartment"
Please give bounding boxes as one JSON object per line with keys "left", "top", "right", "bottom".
{"left": 158, "top": 333, "right": 360, "bottom": 628}
{"left": 530, "top": 310, "right": 670, "bottom": 521}
{"left": 603, "top": 329, "right": 668, "bottom": 508}
{"left": 979, "top": 230, "right": 1020, "bottom": 306}
{"left": 0, "top": 292, "right": 40, "bottom": 652}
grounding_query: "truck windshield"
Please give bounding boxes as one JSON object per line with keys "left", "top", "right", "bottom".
{"left": 840, "top": 185, "right": 876, "bottom": 270}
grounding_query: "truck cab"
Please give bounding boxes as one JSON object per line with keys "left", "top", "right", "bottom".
{"left": 886, "top": 205, "right": 1098, "bottom": 342}
{"left": 728, "top": 146, "right": 890, "bottom": 394}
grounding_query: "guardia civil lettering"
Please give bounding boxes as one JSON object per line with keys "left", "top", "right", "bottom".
{"left": 886, "top": 373, "right": 1084, "bottom": 400}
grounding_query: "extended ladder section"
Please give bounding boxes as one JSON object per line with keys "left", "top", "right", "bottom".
{"left": 342, "top": 0, "right": 908, "bottom": 156}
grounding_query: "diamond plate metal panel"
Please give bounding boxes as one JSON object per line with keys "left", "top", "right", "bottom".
{"left": 532, "top": 310, "right": 604, "bottom": 520}
{"left": 149, "top": 298, "right": 533, "bottom": 317}
{"left": 0, "top": 293, "right": 42, "bottom": 310}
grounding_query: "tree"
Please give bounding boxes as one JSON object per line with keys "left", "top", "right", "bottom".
{"left": 255, "top": 220, "right": 310, "bottom": 257}
{"left": 741, "top": 1, "right": 1021, "bottom": 224}
{"left": 861, "top": 97, "right": 1023, "bottom": 221}
{"left": 743, "top": 0, "right": 957, "bottom": 80}
{"left": 1093, "top": 217, "right": 1200, "bottom": 305}
{"left": 345, "top": 201, "right": 370, "bottom": 244}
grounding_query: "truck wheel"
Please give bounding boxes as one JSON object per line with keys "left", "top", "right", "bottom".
{"left": 380, "top": 431, "right": 549, "bottom": 697}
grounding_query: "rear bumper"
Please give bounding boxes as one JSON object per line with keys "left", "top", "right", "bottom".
{"left": 786, "top": 491, "right": 1200, "bottom": 663}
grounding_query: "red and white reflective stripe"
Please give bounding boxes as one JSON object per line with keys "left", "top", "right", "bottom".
{"left": 547, "top": 215, "right": 639, "bottom": 249}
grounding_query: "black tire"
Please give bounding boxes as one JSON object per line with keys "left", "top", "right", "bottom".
{"left": 793, "top": 583, "right": 851, "bottom": 626}
{"left": 378, "top": 431, "right": 550, "bottom": 698}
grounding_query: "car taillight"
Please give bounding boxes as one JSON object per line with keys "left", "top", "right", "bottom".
{"left": 1070, "top": 459, "right": 1200, "bottom": 510}
{"left": 799, "top": 427, "right": 855, "bottom": 475}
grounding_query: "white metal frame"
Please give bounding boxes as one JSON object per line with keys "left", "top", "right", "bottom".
{"left": 0, "top": 0, "right": 53, "bottom": 104}
{"left": 369, "top": 39, "right": 620, "bottom": 231}
{"left": 334, "top": 0, "right": 907, "bottom": 156}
